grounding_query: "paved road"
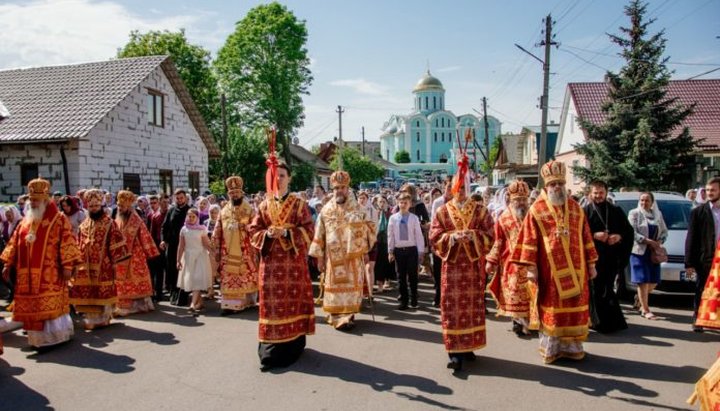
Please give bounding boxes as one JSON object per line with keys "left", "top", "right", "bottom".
{"left": 1, "top": 280, "right": 717, "bottom": 411}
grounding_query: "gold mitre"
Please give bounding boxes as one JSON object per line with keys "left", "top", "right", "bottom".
{"left": 27, "top": 177, "right": 51, "bottom": 200}
{"left": 225, "top": 176, "right": 244, "bottom": 193}
{"left": 540, "top": 160, "right": 566, "bottom": 185}
{"left": 330, "top": 171, "right": 351, "bottom": 188}
{"left": 508, "top": 180, "right": 530, "bottom": 200}
{"left": 116, "top": 190, "right": 136, "bottom": 207}
{"left": 84, "top": 189, "right": 104, "bottom": 206}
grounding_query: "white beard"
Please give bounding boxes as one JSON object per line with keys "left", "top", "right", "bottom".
{"left": 548, "top": 190, "right": 566, "bottom": 206}
{"left": 511, "top": 205, "right": 527, "bottom": 220}
{"left": 27, "top": 203, "right": 46, "bottom": 224}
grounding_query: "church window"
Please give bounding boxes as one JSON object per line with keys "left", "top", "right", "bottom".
{"left": 416, "top": 150, "right": 420, "bottom": 160}
{"left": 433, "top": 96, "right": 437, "bottom": 109}
{"left": 441, "top": 132, "right": 444, "bottom": 142}
{"left": 416, "top": 132, "right": 420, "bottom": 142}
{"left": 386, "top": 149, "right": 390, "bottom": 160}
{"left": 441, "top": 118, "right": 445, "bottom": 127}
{"left": 434, "top": 132, "right": 437, "bottom": 142}
{"left": 425, "top": 96, "right": 428, "bottom": 109}
{"left": 416, "top": 120, "right": 420, "bottom": 127}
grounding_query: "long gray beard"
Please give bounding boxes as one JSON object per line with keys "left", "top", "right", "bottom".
{"left": 27, "top": 203, "right": 46, "bottom": 224}
{"left": 511, "top": 205, "right": 527, "bottom": 220}
{"left": 548, "top": 190, "right": 566, "bottom": 206}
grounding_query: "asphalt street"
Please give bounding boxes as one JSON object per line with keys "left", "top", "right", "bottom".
{"left": 1, "top": 279, "right": 717, "bottom": 411}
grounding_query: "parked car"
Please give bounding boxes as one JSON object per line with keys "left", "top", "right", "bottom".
{"left": 610, "top": 191, "right": 695, "bottom": 297}
{"left": 358, "top": 181, "right": 379, "bottom": 191}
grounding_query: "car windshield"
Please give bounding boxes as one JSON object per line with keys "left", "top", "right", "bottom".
{"left": 614, "top": 199, "right": 692, "bottom": 230}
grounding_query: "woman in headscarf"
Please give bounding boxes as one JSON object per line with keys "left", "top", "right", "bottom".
{"left": 373, "top": 195, "right": 394, "bottom": 291}
{"left": 59, "top": 195, "right": 86, "bottom": 238}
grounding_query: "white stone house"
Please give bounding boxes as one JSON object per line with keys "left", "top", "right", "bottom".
{"left": 0, "top": 55, "right": 220, "bottom": 202}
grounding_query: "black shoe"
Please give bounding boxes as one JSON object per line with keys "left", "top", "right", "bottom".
{"left": 464, "top": 352, "right": 476, "bottom": 362}
{"left": 397, "top": 303, "right": 408, "bottom": 311}
{"left": 693, "top": 325, "right": 704, "bottom": 333}
{"left": 221, "top": 309, "right": 234, "bottom": 317}
{"left": 260, "top": 362, "right": 273, "bottom": 372}
{"left": 447, "top": 357, "right": 462, "bottom": 371}
{"left": 410, "top": 301, "right": 418, "bottom": 308}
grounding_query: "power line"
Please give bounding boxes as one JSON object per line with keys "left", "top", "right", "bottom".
{"left": 558, "top": 48, "right": 611, "bottom": 72}
{"left": 562, "top": 44, "right": 720, "bottom": 66}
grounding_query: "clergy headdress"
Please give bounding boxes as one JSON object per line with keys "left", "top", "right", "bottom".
{"left": 540, "top": 160, "right": 567, "bottom": 185}
{"left": 507, "top": 180, "right": 530, "bottom": 200}
{"left": 116, "top": 190, "right": 136, "bottom": 207}
{"left": 330, "top": 171, "right": 351, "bottom": 189}
{"left": 225, "top": 176, "right": 244, "bottom": 194}
{"left": 84, "top": 189, "right": 104, "bottom": 206}
{"left": 27, "top": 177, "right": 51, "bottom": 200}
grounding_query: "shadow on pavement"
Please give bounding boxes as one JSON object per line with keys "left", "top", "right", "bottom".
{"left": 457, "top": 356, "right": 690, "bottom": 410}
{"left": 282, "top": 349, "right": 465, "bottom": 410}
{"left": 590, "top": 320, "right": 718, "bottom": 346}
{"left": 348, "top": 319, "right": 442, "bottom": 344}
{"left": 564, "top": 353, "right": 706, "bottom": 384}
{"left": 0, "top": 358, "right": 53, "bottom": 410}
{"left": 125, "top": 304, "right": 205, "bottom": 327}
{"left": 78, "top": 323, "right": 179, "bottom": 348}
{"left": 25, "top": 341, "right": 135, "bottom": 374}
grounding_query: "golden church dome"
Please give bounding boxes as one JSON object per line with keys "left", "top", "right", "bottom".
{"left": 413, "top": 70, "right": 444, "bottom": 92}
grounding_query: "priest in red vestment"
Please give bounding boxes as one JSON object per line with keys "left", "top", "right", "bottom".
{"left": 429, "top": 172, "right": 494, "bottom": 372}
{"left": 511, "top": 160, "right": 598, "bottom": 364}
{"left": 1, "top": 178, "right": 82, "bottom": 349}
{"left": 114, "top": 190, "right": 160, "bottom": 316}
{"left": 486, "top": 179, "right": 534, "bottom": 336}
{"left": 249, "top": 161, "right": 315, "bottom": 371}
{"left": 687, "top": 241, "right": 720, "bottom": 410}
{"left": 69, "top": 189, "right": 130, "bottom": 329}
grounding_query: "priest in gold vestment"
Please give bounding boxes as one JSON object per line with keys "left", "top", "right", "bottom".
{"left": 213, "top": 176, "right": 258, "bottom": 314}
{"left": 1, "top": 178, "right": 82, "bottom": 349}
{"left": 511, "top": 161, "right": 598, "bottom": 364}
{"left": 309, "top": 171, "right": 376, "bottom": 331}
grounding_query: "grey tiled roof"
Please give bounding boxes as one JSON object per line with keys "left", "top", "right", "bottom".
{"left": 0, "top": 56, "right": 220, "bottom": 156}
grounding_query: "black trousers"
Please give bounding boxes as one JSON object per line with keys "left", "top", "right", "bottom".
{"left": 148, "top": 255, "right": 165, "bottom": 300}
{"left": 693, "top": 266, "right": 711, "bottom": 321}
{"left": 395, "top": 247, "right": 419, "bottom": 304}
{"left": 432, "top": 252, "right": 443, "bottom": 305}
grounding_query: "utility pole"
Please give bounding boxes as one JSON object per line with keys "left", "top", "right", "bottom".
{"left": 336, "top": 105, "right": 345, "bottom": 169}
{"left": 514, "top": 14, "right": 557, "bottom": 188}
{"left": 538, "top": 14, "right": 557, "bottom": 187}
{"left": 482, "top": 97, "right": 491, "bottom": 184}
{"left": 361, "top": 126, "right": 365, "bottom": 156}
{"left": 221, "top": 93, "right": 228, "bottom": 180}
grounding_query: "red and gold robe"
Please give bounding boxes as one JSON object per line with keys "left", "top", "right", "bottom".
{"left": 510, "top": 192, "right": 598, "bottom": 340}
{"left": 69, "top": 214, "right": 130, "bottom": 311}
{"left": 114, "top": 211, "right": 159, "bottom": 311}
{"left": 0, "top": 202, "right": 81, "bottom": 331}
{"left": 249, "top": 194, "right": 315, "bottom": 343}
{"left": 487, "top": 208, "right": 532, "bottom": 319}
{"left": 695, "top": 241, "right": 720, "bottom": 330}
{"left": 429, "top": 199, "right": 493, "bottom": 353}
{"left": 213, "top": 201, "right": 258, "bottom": 309}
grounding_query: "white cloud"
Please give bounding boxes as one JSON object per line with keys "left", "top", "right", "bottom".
{"left": 329, "top": 78, "right": 389, "bottom": 96}
{"left": 0, "top": 0, "right": 200, "bottom": 69}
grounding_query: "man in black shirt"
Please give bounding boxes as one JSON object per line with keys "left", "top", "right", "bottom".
{"left": 160, "top": 189, "right": 190, "bottom": 306}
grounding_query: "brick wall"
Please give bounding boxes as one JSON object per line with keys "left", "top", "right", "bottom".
{"left": 0, "top": 141, "right": 79, "bottom": 201}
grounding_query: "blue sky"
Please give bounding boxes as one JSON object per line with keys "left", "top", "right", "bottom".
{"left": 1, "top": 0, "right": 718, "bottom": 149}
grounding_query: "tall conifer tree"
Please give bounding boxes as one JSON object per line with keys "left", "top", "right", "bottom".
{"left": 573, "top": 0, "right": 695, "bottom": 191}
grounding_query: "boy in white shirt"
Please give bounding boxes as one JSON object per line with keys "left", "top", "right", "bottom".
{"left": 388, "top": 193, "right": 425, "bottom": 310}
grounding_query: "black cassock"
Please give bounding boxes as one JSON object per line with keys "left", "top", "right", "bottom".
{"left": 584, "top": 200, "right": 634, "bottom": 333}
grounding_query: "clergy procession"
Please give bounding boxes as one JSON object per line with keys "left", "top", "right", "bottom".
{"left": 1, "top": 134, "right": 719, "bottom": 407}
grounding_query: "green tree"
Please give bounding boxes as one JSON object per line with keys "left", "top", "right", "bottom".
{"left": 480, "top": 137, "right": 501, "bottom": 175}
{"left": 573, "top": 0, "right": 695, "bottom": 191}
{"left": 215, "top": 2, "right": 313, "bottom": 166}
{"left": 290, "top": 161, "right": 316, "bottom": 192}
{"left": 117, "top": 29, "right": 220, "bottom": 133}
{"left": 330, "top": 148, "right": 385, "bottom": 186}
{"left": 221, "top": 127, "right": 268, "bottom": 194}
{"left": 394, "top": 150, "right": 411, "bottom": 163}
